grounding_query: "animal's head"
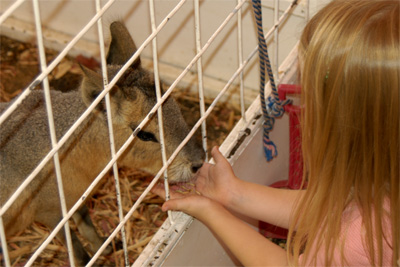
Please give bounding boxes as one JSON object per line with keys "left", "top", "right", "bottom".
{"left": 80, "top": 21, "right": 204, "bottom": 182}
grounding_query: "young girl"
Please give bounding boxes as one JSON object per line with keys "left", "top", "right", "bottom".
{"left": 153, "top": 0, "right": 399, "bottom": 265}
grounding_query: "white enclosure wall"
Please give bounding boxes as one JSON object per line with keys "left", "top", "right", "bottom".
{"left": 0, "top": 0, "right": 331, "bottom": 266}
{"left": 1, "top": 0, "right": 328, "bottom": 104}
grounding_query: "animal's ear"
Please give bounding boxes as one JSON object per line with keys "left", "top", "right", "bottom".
{"left": 80, "top": 64, "right": 107, "bottom": 110}
{"left": 107, "top": 21, "right": 140, "bottom": 68}
{"left": 80, "top": 65, "right": 134, "bottom": 118}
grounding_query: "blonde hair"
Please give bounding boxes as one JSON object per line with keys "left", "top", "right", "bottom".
{"left": 288, "top": 0, "right": 399, "bottom": 266}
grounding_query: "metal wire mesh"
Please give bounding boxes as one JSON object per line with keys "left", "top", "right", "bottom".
{"left": 0, "top": 0, "right": 309, "bottom": 265}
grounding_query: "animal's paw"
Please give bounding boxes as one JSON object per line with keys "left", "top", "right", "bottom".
{"left": 102, "top": 238, "right": 124, "bottom": 255}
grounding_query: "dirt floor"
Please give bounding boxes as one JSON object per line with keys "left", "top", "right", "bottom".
{"left": 0, "top": 35, "right": 242, "bottom": 266}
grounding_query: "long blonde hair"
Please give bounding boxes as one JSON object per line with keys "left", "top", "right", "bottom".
{"left": 288, "top": 0, "right": 399, "bottom": 265}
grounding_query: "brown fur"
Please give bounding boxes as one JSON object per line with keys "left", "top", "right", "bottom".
{"left": 0, "top": 21, "right": 204, "bottom": 265}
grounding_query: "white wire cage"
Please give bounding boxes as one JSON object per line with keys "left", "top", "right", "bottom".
{"left": 0, "top": 0, "right": 330, "bottom": 266}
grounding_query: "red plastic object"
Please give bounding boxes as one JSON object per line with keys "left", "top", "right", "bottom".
{"left": 279, "top": 84, "right": 303, "bottom": 190}
{"left": 259, "top": 84, "right": 304, "bottom": 239}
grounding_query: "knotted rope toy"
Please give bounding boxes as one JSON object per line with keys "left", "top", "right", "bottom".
{"left": 251, "top": 0, "right": 293, "bottom": 161}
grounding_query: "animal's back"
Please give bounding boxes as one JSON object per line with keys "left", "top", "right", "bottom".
{"left": 0, "top": 90, "right": 87, "bottom": 206}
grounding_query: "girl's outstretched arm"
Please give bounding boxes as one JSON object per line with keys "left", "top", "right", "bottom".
{"left": 194, "top": 146, "right": 304, "bottom": 229}
{"left": 153, "top": 188, "right": 288, "bottom": 266}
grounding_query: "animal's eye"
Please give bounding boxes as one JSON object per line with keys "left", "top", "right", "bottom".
{"left": 137, "top": 130, "right": 158, "bottom": 143}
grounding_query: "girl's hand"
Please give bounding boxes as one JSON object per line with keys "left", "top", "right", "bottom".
{"left": 152, "top": 181, "right": 289, "bottom": 267}
{"left": 152, "top": 146, "right": 242, "bottom": 220}
{"left": 152, "top": 183, "right": 222, "bottom": 222}
{"left": 194, "top": 146, "right": 242, "bottom": 207}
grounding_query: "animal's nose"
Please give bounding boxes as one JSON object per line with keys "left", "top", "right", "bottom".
{"left": 191, "top": 162, "right": 203, "bottom": 173}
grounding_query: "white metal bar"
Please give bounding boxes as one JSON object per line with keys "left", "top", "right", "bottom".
{"left": 263, "top": 0, "right": 298, "bottom": 51}
{"left": 90, "top": 1, "right": 256, "bottom": 264}
{"left": 158, "top": 0, "right": 247, "bottom": 122}
{"left": 0, "top": 216, "right": 10, "bottom": 267}
{"left": 32, "top": 0, "right": 76, "bottom": 266}
{"left": 0, "top": 0, "right": 116, "bottom": 126}
{"left": 0, "top": 0, "right": 187, "bottom": 219}
{"left": 24, "top": 2, "right": 188, "bottom": 265}
{"left": 237, "top": 0, "right": 246, "bottom": 122}
{"left": 94, "top": 0, "right": 129, "bottom": 265}
{"left": 149, "top": 0, "right": 175, "bottom": 225}
{"left": 0, "top": 0, "right": 26, "bottom": 25}
{"left": 194, "top": 0, "right": 208, "bottom": 161}
{"left": 134, "top": 212, "right": 193, "bottom": 267}
{"left": 274, "top": 0, "right": 279, "bottom": 82}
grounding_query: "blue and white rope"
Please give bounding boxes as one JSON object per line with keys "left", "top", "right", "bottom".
{"left": 251, "top": 0, "right": 292, "bottom": 161}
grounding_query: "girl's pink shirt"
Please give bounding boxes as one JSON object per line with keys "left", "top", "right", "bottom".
{"left": 299, "top": 201, "right": 393, "bottom": 266}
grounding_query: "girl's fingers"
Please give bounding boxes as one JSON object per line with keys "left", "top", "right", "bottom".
{"left": 162, "top": 195, "right": 205, "bottom": 213}
{"left": 162, "top": 197, "right": 187, "bottom": 212}
{"left": 152, "top": 183, "right": 191, "bottom": 201}
{"left": 211, "top": 146, "right": 230, "bottom": 168}
{"left": 162, "top": 199, "right": 181, "bottom": 212}
{"left": 151, "top": 183, "right": 166, "bottom": 199}
{"left": 211, "top": 146, "right": 224, "bottom": 163}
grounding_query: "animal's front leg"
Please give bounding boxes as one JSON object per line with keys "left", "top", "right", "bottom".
{"left": 69, "top": 229, "right": 92, "bottom": 266}
{"left": 72, "top": 205, "right": 114, "bottom": 256}
{"left": 39, "top": 213, "right": 91, "bottom": 266}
